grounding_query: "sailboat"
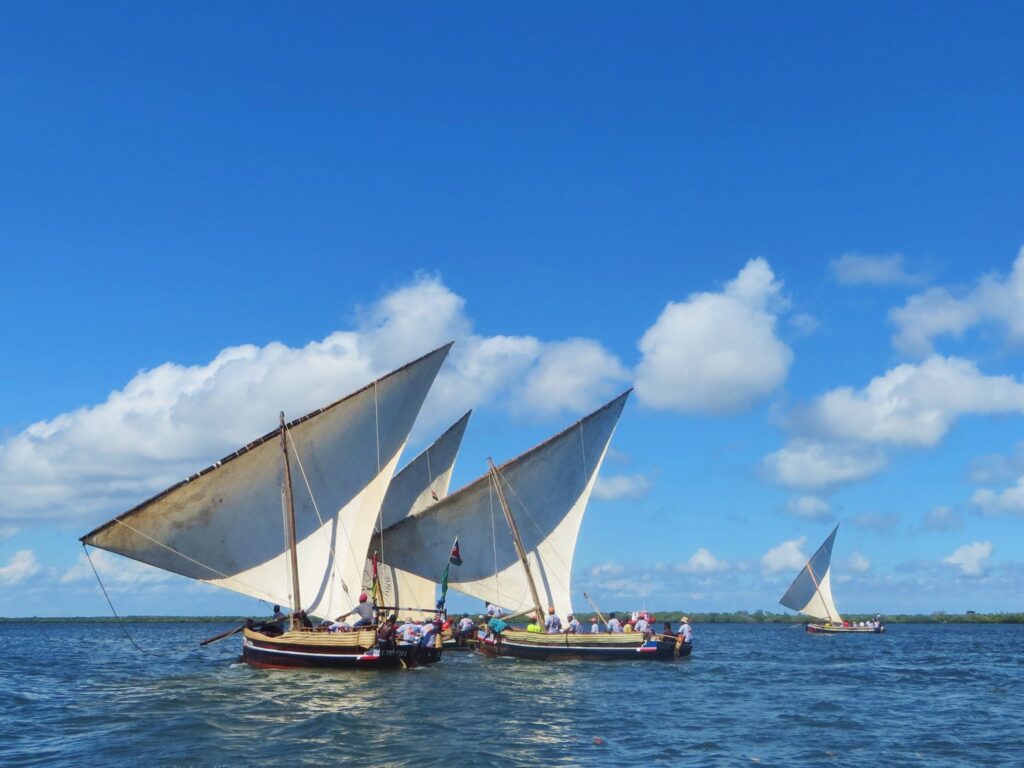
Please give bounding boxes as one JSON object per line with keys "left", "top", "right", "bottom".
{"left": 778, "top": 524, "right": 884, "bottom": 634}
{"left": 80, "top": 344, "right": 453, "bottom": 669}
{"left": 380, "top": 390, "right": 692, "bottom": 661}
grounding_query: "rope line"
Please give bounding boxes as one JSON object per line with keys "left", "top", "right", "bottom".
{"left": 83, "top": 544, "right": 158, "bottom": 656}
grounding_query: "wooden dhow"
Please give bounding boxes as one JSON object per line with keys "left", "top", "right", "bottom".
{"left": 81, "top": 344, "right": 452, "bottom": 669}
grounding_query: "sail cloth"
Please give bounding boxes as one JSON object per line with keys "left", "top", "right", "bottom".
{"left": 380, "top": 391, "right": 630, "bottom": 620}
{"left": 366, "top": 412, "right": 471, "bottom": 614}
{"left": 80, "top": 344, "right": 452, "bottom": 620}
{"left": 779, "top": 524, "right": 842, "bottom": 622}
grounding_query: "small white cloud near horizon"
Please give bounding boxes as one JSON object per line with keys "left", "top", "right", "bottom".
{"left": 831, "top": 252, "right": 920, "bottom": 286}
{"left": 890, "top": 247, "right": 1024, "bottom": 357}
{"left": 677, "top": 548, "right": 729, "bottom": 574}
{"left": 942, "top": 541, "right": 993, "bottom": 577}
{"left": 787, "top": 495, "right": 832, "bottom": 520}
{"left": 762, "top": 537, "right": 807, "bottom": 575}
{"left": 593, "top": 473, "right": 652, "bottom": 501}
{"left": 0, "top": 549, "right": 41, "bottom": 586}
{"left": 634, "top": 258, "right": 793, "bottom": 414}
{"left": 765, "top": 440, "right": 887, "bottom": 489}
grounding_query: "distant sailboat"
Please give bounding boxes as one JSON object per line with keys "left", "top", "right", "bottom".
{"left": 779, "top": 524, "right": 884, "bottom": 634}
{"left": 381, "top": 390, "right": 692, "bottom": 661}
{"left": 80, "top": 344, "right": 453, "bottom": 668}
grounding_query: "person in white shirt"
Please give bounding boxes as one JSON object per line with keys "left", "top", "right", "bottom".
{"left": 607, "top": 613, "right": 623, "bottom": 633}
{"left": 563, "top": 613, "right": 582, "bottom": 634}
{"left": 590, "top": 616, "right": 600, "bottom": 634}
{"left": 397, "top": 619, "right": 420, "bottom": 644}
{"left": 545, "top": 607, "right": 562, "bottom": 633}
{"left": 634, "top": 616, "right": 649, "bottom": 634}
{"left": 678, "top": 616, "right": 693, "bottom": 642}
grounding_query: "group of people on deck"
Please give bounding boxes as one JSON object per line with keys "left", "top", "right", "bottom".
{"left": 480, "top": 604, "right": 694, "bottom": 642}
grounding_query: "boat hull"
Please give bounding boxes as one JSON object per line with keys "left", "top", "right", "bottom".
{"left": 241, "top": 628, "right": 442, "bottom": 669}
{"left": 476, "top": 631, "right": 692, "bottom": 661}
{"left": 806, "top": 623, "right": 884, "bottom": 634}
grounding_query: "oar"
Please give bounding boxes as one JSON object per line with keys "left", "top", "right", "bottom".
{"left": 199, "top": 623, "right": 248, "bottom": 646}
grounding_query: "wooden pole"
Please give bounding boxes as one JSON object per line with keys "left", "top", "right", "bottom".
{"left": 280, "top": 413, "right": 302, "bottom": 630}
{"left": 582, "top": 591, "right": 608, "bottom": 627}
{"left": 488, "top": 458, "right": 545, "bottom": 627}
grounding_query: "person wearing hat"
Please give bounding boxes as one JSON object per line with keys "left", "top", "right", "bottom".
{"left": 589, "top": 616, "right": 600, "bottom": 634}
{"left": 335, "top": 591, "right": 375, "bottom": 628}
{"left": 678, "top": 615, "right": 693, "bottom": 643}
{"left": 545, "top": 606, "right": 562, "bottom": 633}
{"left": 419, "top": 618, "right": 442, "bottom": 647}
{"left": 607, "top": 612, "right": 623, "bottom": 633}
{"left": 563, "top": 613, "right": 582, "bottom": 634}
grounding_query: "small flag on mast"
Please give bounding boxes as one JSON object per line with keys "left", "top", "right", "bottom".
{"left": 449, "top": 537, "right": 462, "bottom": 566}
{"left": 437, "top": 536, "right": 462, "bottom": 610}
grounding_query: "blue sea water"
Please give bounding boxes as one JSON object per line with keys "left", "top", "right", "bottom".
{"left": 2, "top": 622, "right": 1022, "bottom": 767}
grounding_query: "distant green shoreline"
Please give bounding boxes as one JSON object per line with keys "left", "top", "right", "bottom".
{"left": 3, "top": 611, "right": 1022, "bottom": 624}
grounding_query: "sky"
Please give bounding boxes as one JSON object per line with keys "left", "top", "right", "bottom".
{"left": 2, "top": 2, "right": 1024, "bottom": 617}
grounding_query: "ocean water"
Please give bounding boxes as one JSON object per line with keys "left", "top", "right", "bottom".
{"left": 2, "top": 622, "right": 1022, "bottom": 767}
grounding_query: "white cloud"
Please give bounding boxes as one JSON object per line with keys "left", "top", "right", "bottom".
{"left": 62, "top": 549, "right": 173, "bottom": 587}
{"left": 593, "top": 473, "right": 652, "bottom": 501}
{"left": 517, "top": 339, "right": 629, "bottom": 417}
{"left": 787, "top": 495, "right": 832, "bottom": 520}
{"left": 843, "top": 552, "right": 871, "bottom": 573}
{"left": 831, "top": 252, "right": 920, "bottom": 286}
{"left": 764, "top": 440, "right": 887, "bottom": 489}
{"left": 0, "top": 526, "right": 19, "bottom": 540}
{"left": 921, "top": 506, "right": 964, "bottom": 531}
{"left": 891, "top": 247, "right": 1024, "bottom": 356}
{"left": 762, "top": 537, "right": 807, "bottom": 574}
{"left": 0, "top": 275, "right": 628, "bottom": 523}
{"left": 634, "top": 258, "right": 793, "bottom": 414}
{"left": 851, "top": 512, "right": 900, "bottom": 532}
{"left": 0, "top": 550, "right": 41, "bottom": 586}
{"left": 788, "top": 313, "right": 820, "bottom": 337}
{"left": 677, "top": 548, "right": 728, "bottom": 574}
{"left": 803, "top": 356, "right": 1024, "bottom": 448}
{"left": 971, "top": 479, "right": 1024, "bottom": 516}
{"left": 942, "top": 541, "right": 993, "bottom": 577}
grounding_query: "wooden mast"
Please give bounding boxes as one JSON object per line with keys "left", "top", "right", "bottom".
{"left": 487, "top": 458, "right": 546, "bottom": 626}
{"left": 280, "top": 413, "right": 302, "bottom": 630}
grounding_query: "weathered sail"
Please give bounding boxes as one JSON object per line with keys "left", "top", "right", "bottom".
{"left": 779, "top": 524, "right": 842, "bottom": 622}
{"left": 380, "top": 391, "right": 630, "bottom": 619}
{"left": 81, "top": 344, "right": 452, "bottom": 620}
{"left": 367, "top": 411, "right": 472, "bottom": 615}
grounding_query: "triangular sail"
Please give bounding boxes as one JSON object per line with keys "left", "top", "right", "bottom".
{"left": 380, "top": 391, "right": 630, "bottom": 619}
{"left": 779, "top": 524, "right": 842, "bottom": 622}
{"left": 367, "top": 411, "right": 472, "bottom": 615}
{"left": 80, "top": 344, "right": 452, "bottom": 620}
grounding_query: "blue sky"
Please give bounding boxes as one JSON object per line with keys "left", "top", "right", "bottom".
{"left": 2, "top": 3, "right": 1023, "bottom": 616}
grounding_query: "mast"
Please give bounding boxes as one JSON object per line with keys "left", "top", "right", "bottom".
{"left": 280, "top": 412, "right": 302, "bottom": 629}
{"left": 487, "top": 457, "right": 545, "bottom": 625}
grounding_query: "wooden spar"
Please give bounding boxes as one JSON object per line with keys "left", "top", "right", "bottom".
{"left": 280, "top": 413, "right": 302, "bottom": 630}
{"left": 199, "top": 623, "right": 247, "bottom": 646}
{"left": 804, "top": 561, "right": 836, "bottom": 624}
{"left": 582, "top": 591, "right": 608, "bottom": 627}
{"left": 488, "top": 458, "right": 546, "bottom": 626}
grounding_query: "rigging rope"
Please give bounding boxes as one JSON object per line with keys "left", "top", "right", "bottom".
{"left": 82, "top": 544, "right": 159, "bottom": 657}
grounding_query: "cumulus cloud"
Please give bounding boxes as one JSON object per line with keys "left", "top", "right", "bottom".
{"left": 942, "top": 541, "right": 993, "bottom": 577}
{"left": 593, "top": 473, "right": 652, "bottom": 501}
{"left": 830, "top": 253, "right": 920, "bottom": 286}
{"left": 787, "top": 495, "right": 832, "bottom": 520}
{"left": 971, "top": 479, "right": 1024, "bottom": 516}
{"left": 799, "top": 356, "right": 1024, "bottom": 448}
{"left": 634, "top": 258, "right": 793, "bottom": 414}
{"left": 676, "top": 548, "right": 728, "bottom": 574}
{"left": 891, "top": 247, "right": 1024, "bottom": 356}
{"left": 764, "top": 440, "right": 887, "bottom": 489}
{"left": 62, "top": 549, "right": 173, "bottom": 587}
{"left": 0, "top": 550, "right": 41, "bottom": 586}
{"left": 921, "top": 506, "right": 964, "bottom": 531}
{"left": 843, "top": 552, "right": 871, "bottom": 573}
{"left": 0, "top": 275, "right": 629, "bottom": 524}
{"left": 762, "top": 537, "right": 807, "bottom": 575}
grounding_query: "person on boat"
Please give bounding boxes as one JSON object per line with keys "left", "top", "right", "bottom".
{"left": 376, "top": 613, "right": 398, "bottom": 649}
{"left": 634, "top": 615, "right": 649, "bottom": 635}
{"left": 397, "top": 618, "right": 420, "bottom": 644}
{"left": 270, "top": 605, "right": 286, "bottom": 629}
{"left": 607, "top": 613, "right": 623, "bottom": 632}
{"left": 563, "top": 613, "right": 582, "bottom": 634}
{"left": 678, "top": 616, "right": 693, "bottom": 642}
{"left": 623, "top": 620, "right": 635, "bottom": 633}
{"left": 486, "top": 616, "right": 508, "bottom": 637}
{"left": 661, "top": 621, "right": 674, "bottom": 637}
{"left": 545, "top": 606, "right": 562, "bottom": 633}
{"left": 486, "top": 603, "right": 503, "bottom": 618}
{"left": 590, "top": 616, "right": 600, "bottom": 633}
{"left": 335, "top": 592, "right": 375, "bottom": 628}
{"left": 419, "top": 619, "right": 441, "bottom": 647}
{"left": 458, "top": 613, "right": 475, "bottom": 635}
{"left": 291, "top": 610, "right": 314, "bottom": 629}
{"left": 526, "top": 615, "right": 543, "bottom": 633}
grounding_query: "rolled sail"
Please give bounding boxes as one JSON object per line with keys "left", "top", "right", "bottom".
{"left": 779, "top": 524, "right": 842, "bottom": 622}
{"left": 80, "top": 344, "right": 452, "bottom": 620}
{"left": 367, "top": 411, "right": 472, "bottom": 615}
{"left": 380, "top": 391, "right": 630, "bottom": 619}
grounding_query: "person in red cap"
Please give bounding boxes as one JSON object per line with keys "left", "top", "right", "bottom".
{"left": 335, "top": 591, "right": 375, "bottom": 628}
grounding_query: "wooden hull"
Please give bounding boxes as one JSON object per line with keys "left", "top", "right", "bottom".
{"left": 241, "top": 628, "right": 442, "bottom": 669}
{"left": 476, "top": 631, "right": 692, "bottom": 661}
{"left": 806, "top": 623, "right": 885, "bottom": 634}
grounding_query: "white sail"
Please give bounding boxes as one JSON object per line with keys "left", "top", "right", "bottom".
{"left": 81, "top": 344, "right": 452, "bottom": 620}
{"left": 779, "top": 524, "right": 842, "bottom": 622}
{"left": 380, "top": 391, "right": 629, "bottom": 619}
{"left": 365, "top": 411, "right": 472, "bottom": 615}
